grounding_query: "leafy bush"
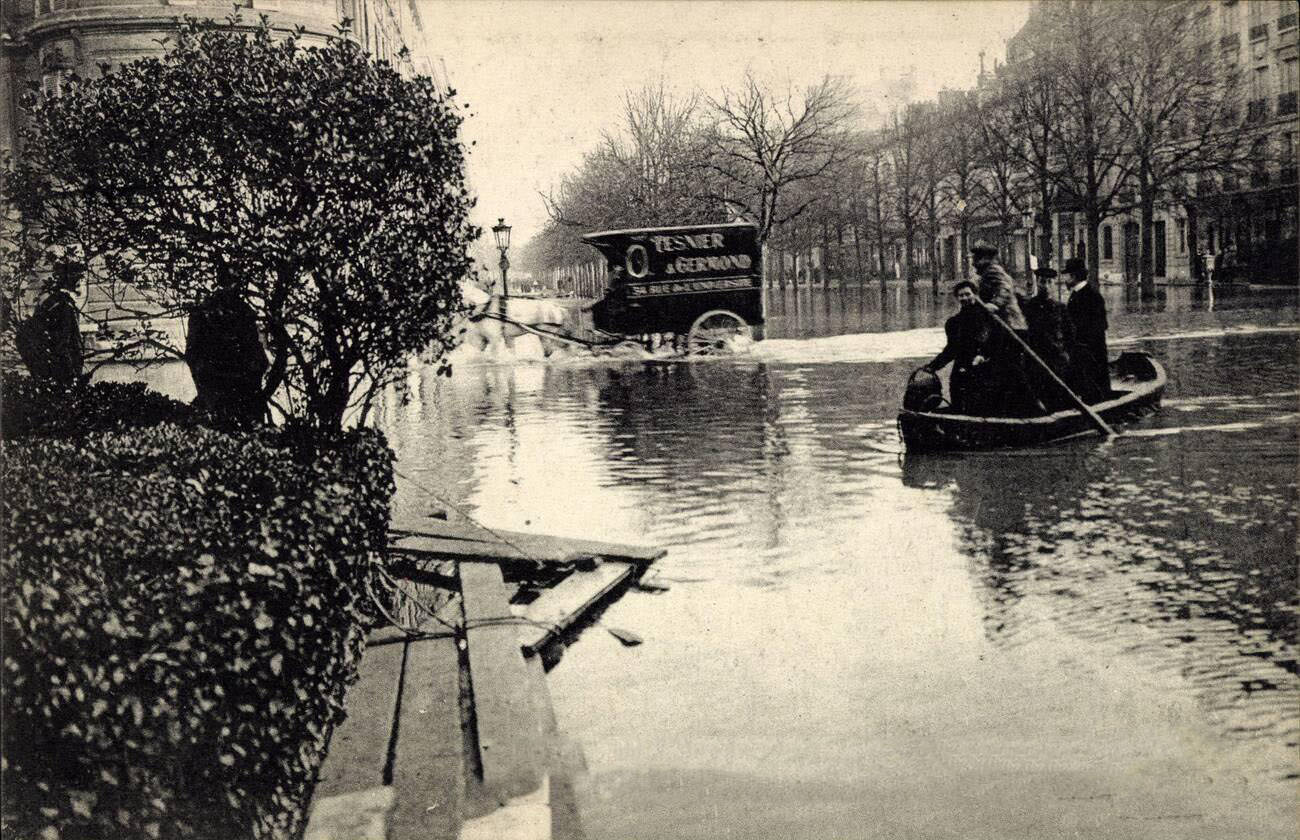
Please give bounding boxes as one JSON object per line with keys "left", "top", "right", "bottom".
{"left": 5, "top": 14, "right": 477, "bottom": 430}
{"left": 1, "top": 422, "right": 397, "bottom": 839}
{"left": 1, "top": 373, "right": 192, "bottom": 440}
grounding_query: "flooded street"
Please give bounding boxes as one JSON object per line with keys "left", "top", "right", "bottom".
{"left": 376, "top": 285, "right": 1298, "bottom": 839}
{"left": 109, "top": 286, "right": 1297, "bottom": 838}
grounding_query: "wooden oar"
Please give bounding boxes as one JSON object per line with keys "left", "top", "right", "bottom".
{"left": 984, "top": 307, "right": 1117, "bottom": 438}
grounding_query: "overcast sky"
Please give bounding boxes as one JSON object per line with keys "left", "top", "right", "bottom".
{"left": 417, "top": 0, "right": 1032, "bottom": 252}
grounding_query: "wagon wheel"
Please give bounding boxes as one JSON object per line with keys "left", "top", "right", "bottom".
{"left": 686, "top": 309, "right": 749, "bottom": 356}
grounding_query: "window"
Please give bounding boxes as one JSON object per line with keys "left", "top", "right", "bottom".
{"left": 41, "top": 69, "right": 69, "bottom": 99}
{"left": 1177, "top": 218, "right": 1187, "bottom": 254}
{"left": 1221, "top": 0, "right": 1240, "bottom": 35}
{"left": 1251, "top": 137, "right": 1270, "bottom": 186}
{"left": 1253, "top": 65, "right": 1270, "bottom": 100}
{"left": 1102, "top": 225, "right": 1114, "bottom": 260}
{"left": 1249, "top": 0, "right": 1268, "bottom": 39}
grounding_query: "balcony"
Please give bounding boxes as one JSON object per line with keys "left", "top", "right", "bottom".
{"left": 1280, "top": 12, "right": 1298, "bottom": 32}
{"left": 1246, "top": 98, "right": 1269, "bottom": 123}
{"left": 1280, "top": 91, "right": 1298, "bottom": 116}
{"left": 1220, "top": 32, "right": 1240, "bottom": 49}
{"left": 1249, "top": 23, "right": 1268, "bottom": 42}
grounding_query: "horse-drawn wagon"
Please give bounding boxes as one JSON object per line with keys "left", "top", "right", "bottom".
{"left": 580, "top": 222, "right": 764, "bottom": 354}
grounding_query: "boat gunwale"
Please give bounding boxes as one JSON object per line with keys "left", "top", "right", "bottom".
{"left": 898, "top": 356, "right": 1167, "bottom": 428}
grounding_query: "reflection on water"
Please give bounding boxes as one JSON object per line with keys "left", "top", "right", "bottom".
{"left": 376, "top": 325, "right": 1298, "bottom": 838}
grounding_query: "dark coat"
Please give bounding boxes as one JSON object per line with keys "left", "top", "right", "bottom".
{"left": 1020, "top": 291, "right": 1075, "bottom": 411}
{"left": 16, "top": 290, "right": 83, "bottom": 386}
{"left": 925, "top": 304, "right": 991, "bottom": 413}
{"left": 1066, "top": 282, "right": 1110, "bottom": 400}
{"left": 926, "top": 304, "right": 989, "bottom": 374}
{"left": 185, "top": 288, "right": 269, "bottom": 427}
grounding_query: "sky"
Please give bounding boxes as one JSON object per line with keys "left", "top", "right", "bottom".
{"left": 416, "top": 0, "right": 1033, "bottom": 253}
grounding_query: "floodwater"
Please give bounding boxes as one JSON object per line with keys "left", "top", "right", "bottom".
{"left": 113, "top": 284, "right": 1299, "bottom": 838}
{"left": 377, "top": 284, "right": 1298, "bottom": 839}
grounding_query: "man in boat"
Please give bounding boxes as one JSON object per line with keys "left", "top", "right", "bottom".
{"left": 1017, "top": 266, "right": 1075, "bottom": 411}
{"left": 1062, "top": 257, "right": 1110, "bottom": 402}
{"left": 969, "top": 243, "right": 1044, "bottom": 416}
{"left": 921, "top": 280, "right": 990, "bottom": 413}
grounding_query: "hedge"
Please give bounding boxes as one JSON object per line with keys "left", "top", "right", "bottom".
{"left": 1, "top": 373, "right": 193, "bottom": 440}
{"left": 2, "top": 421, "right": 397, "bottom": 839}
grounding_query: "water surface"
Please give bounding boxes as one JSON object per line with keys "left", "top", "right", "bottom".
{"left": 378, "top": 288, "right": 1298, "bottom": 840}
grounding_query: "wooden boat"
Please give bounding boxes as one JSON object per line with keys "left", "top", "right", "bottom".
{"left": 898, "top": 351, "right": 1166, "bottom": 451}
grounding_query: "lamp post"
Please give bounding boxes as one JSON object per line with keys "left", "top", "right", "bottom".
{"left": 492, "top": 217, "right": 512, "bottom": 300}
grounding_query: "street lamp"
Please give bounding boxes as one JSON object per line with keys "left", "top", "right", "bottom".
{"left": 492, "top": 217, "right": 511, "bottom": 299}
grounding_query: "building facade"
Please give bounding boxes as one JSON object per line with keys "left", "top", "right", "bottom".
{"left": 941, "top": 0, "right": 1297, "bottom": 287}
{"left": 3, "top": 0, "right": 437, "bottom": 160}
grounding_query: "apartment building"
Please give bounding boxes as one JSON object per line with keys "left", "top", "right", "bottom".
{"left": 968, "top": 0, "right": 1297, "bottom": 286}
{"left": 3, "top": 0, "right": 436, "bottom": 159}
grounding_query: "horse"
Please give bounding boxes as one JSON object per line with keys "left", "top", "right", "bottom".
{"left": 454, "top": 281, "right": 571, "bottom": 357}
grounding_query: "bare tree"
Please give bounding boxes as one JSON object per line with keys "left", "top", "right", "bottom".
{"left": 1046, "top": 0, "right": 1136, "bottom": 287}
{"left": 934, "top": 93, "right": 981, "bottom": 280}
{"left": 1107, "top": 1, "right": 1249, "bottom": 297}
{"left": 982, "top": 45, "right": 1065, "bottom": 271}
{"left": 704, "top": 73, "right": 860, "bottom": 245}
{"left": 533, "top": 83, "right": 718, "bottom": 275}
{"left": 886, "top": 104, "right": 928, "bottom": 288}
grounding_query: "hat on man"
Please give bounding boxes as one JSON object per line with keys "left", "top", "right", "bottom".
{"left": 1063, "top": 257, "right": 1087, "bottom": 278}
{"left": 51, "top": 259, "right": 86, "bottom": 291}
{"left": 1033, "top": 267, "right": 1058, "bottom": 280}
{"left": 969, "top": 241, "right": 998, "bottom": 258}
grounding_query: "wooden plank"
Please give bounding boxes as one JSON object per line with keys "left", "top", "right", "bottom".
{"left": 391, "top": 522, "right": 664, "bottom": 565}
{"left": 515, "top": 562, "right": 634, "bottom": 656}
{"left": 460, "top": 563, "right": 551, "bottom": 814}
{"left": 312, "top": 642, "right": 405, "bottom": 798}
{"left": 388, "top": 635, "right": 465, "bottom": 840}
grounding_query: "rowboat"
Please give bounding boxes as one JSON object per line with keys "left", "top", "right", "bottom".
{"left": 898, "top": 351, "right": 1166, "bottom": 451}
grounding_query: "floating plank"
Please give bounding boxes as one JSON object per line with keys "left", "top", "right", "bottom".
{"left": 388, "top": 635, "right": 465, "bottom": 840}
{"left": 514, "top": 562, "right": 635, "bottom": 656}
{"left": 390, "top": 522, "right": 664, "bottom": 567}
{"left": 312, "top": 642, "right": 405, "bottom": 799}
{"left": 459, "top": 563, "right": 551, "bottom": 815}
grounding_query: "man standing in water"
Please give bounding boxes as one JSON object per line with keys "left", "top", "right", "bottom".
{"left": 922, "top": 280, "right": 990, "bottom": 413}
{"left": 1063, "top": 256, "right": 1110, "bottom": 402}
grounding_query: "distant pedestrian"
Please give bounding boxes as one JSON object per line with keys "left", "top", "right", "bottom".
{"left": 16, "top": 259, "right": 85, "bottom": 387}
{"left": 1063, "top": 257, "right": 1110, "bottom": 402}
{"left": 185, "top": 272, "right": 269, "bottom": 428}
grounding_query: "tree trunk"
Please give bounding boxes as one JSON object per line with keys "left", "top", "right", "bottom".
{"left": 852, "top": 223, "right": 864, "bottom": 285}
{"left": 1185, "top": 202, "right": 1200, "bottom": 283}
{"left": 1139, "top": 191, "right": 1157, "bottom": 300}
{"left": 903, "top": 228, "right": 915, "bottom": 289}
{"left": 1085, "top": 207, "right": 1103, "bottom": 288}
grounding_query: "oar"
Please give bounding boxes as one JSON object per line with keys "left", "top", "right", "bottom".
{"left": 984, "top": 307, "right": 1116, "bottom": 438}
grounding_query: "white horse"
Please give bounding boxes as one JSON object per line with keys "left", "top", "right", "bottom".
{"left": 455, "top": 281, "right": 571, "bottom": 357}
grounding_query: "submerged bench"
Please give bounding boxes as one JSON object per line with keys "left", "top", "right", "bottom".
{"left": 303, "top": 522, "right": 663, "bottom": 840}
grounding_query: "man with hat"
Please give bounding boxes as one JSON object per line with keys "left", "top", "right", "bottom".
{"left": 1017, "top": 265, "right": 1075, "bottom": 411}
{"left": 15, "top": 259, "right": 86, "bottom": 387}
{"left": 1062, "top": 256, "right": 1110, "bottom": 402}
